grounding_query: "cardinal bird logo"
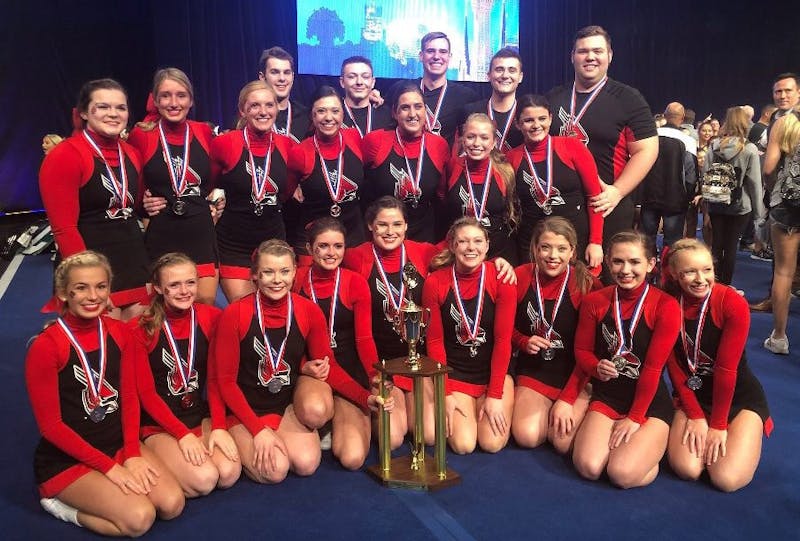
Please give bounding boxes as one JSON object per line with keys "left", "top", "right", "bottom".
{"left": 100, "top": 173, "right": 134, "bottom": 220}
{"left": 254, "top": 336, "right": 291, "bottom": 388}
{"left": 73, "top": 365, "right": 119, "bottom": 416}
{"left": 449, "top": 304, "right": 486, "bottom": 349}
{"left": 375, "top": 278, "right": 402, "bottom": 325}
{"left": 557, "top": 107, "right": 589, "bottom": 145}
{"left": 161, "top": 348, "right": 199, "bottom": 396}
{"left": 458, "top": 185, "right": 491, "bottom": 227}
{"left": 601, "top": 323, "right": 641, "bottom": 379}
{"left": 326, "top": 168, "right": 359, "bottom": 203}
{"left": 521, "top": 170, "right": 565, "bottom": 212}
{"left": 526, "top": 301, "right": 564, "bottom": 349}
{"left": 165, "top": 154, "right": 202, "bottom": 196}
{"left": 685, "top": 336, "right": 714, "bottom": 376}
{"left": 245, "top": 161, "right": 279, "bottom": 206}
{"left": 390, "top": 163, "right": 421, "bottom": 202}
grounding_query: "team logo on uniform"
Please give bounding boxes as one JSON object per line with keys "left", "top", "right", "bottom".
{"left": 100, "top": 173, "right": 134, "bottom": 220}
{"left": 375, "top": 278, "right": 402, "bottom": 325}
{"left": 449, "top": 304, "right": 486, "bottom": 350}
{"left": 245, "top": 161, "right": 279, "bottom": 206}
{"left": 521, "top": 170, "right": 565, "bottom": 212}
{"left": 166, "top": 154, "right": 202, "bottom": 196}
{"left": 253, "top": 336, "right": 291, "bottom": 388}
{"left": 325, "top": 169, "right": 359, "bottom": 203}
{"left": 557, "top": 108, "right": 589, "bottom": 145}
{"left": 390, "top": 163, "right": 421, "bottom": 203}
{"left": 73, "top": 365, "right": 119, "bottom": 417}
{"left": 685, "top": 336, "right": 714, "bottom": 376}
{"left": 457, "top": 186, "right": 491, "bottom": 227}
{"left": 161, "top": 348, "right": 199, "bottom": 396}
{"left": 601, "top": 323, "right": 641, "bottom": 379}
{"left": 526, "top": 301, "right": 564, "bottom": 350}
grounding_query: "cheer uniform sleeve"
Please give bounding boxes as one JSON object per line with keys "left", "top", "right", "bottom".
{"left": 38, "top": 141, "right": 88, "bottom": 256}
{"left": 573, "top": 290, "right": 606, "bottom": 377}
{"left": 350, "top": 273, "right": 380, "bottom": 381}
{"left": 627, "top": 293, "right": 681, "bottom": 425}
{"left": 421, "top": 271, "right": 449, "bottom": 389}
{"left": 666, "top": 350, "right": 705, "bottom": 420}
{"left": 511, "top": 265, "right": 532, "bottom": 351}
{"left": 561, "top": 137, "right": 604, "bottom": 245}
{"left": 109, "top": 322, "right": 143, "bottom": 461}
{"left": 198, "top": 305, "right": 227, "bottom": 431}
{"left": 25, "top": 330, "right": 118, "bottom": 473}
{"left": 286, "top": 140, "right": 315, "bottom": 197}
{"left": 487, "top": 279, "right": 516, "bottom": 399}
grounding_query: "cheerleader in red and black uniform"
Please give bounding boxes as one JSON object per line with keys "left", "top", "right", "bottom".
{"left": 423, "top": 217, "right": 517, "bottom": 454}
{"left": 511, "top": 217, "right": 600, "bottom": 454}
{"left": 287, "top": 86, "right": 366, "bottom": 259}
{"left": 213, "top": 240, "right": 384, "bottom": 483}
{"left": 293, "top": 219, "right": 397, "bottom": 468}
{"left": 507, "top": 94, "right": 604, "bottom": 267}
{"left": 442, "top": 113, "right": 517, "bottom": 263}
{"left": 361, "top": 83, "right": 450, "bottom": 243}
{"left": 572, "top": 231, "right": 680, "bottom": 488}
{"left": 25, "top": 251, "right": 183, "bottom": 536}
{"left": 664, "top": 239, "right": 771, "bottom": 492}
{"left": 212, "top": 81, "right": 295, "bottom": 302}
{"left": 39, "top": 79, "right": 150, "bottom": 321}
{"left": 130, "top": 253, "right": 241, "bottom": 496}
{"left": 127, "top": 68, "right": 219, "bottom": 305}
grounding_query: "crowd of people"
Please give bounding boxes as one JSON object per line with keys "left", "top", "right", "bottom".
{"left": 27, "top": 24, "right": 794, "bottom": 535}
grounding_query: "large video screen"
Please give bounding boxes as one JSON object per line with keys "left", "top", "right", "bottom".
{"left": 297, "top": 0, "right": 519, "bottom": 81}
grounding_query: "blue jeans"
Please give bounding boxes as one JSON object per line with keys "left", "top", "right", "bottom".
{"left": 640, "top": 207, "right": 686, "bottom": 252}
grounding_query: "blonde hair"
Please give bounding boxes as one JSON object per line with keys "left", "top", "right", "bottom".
{"left": 237, "top": 80, "right": 278, "bottom": 130}
{"left": 250, "top": 239, "right": 296, "bottom": 274}
{"left": 778, "top": 110, "right": 800, "bottom": 154}
{"left": 429, "top": 217, "right": 488, "bottom": 270}
{"left": 462, "top": 113, "right": 518, "bottom": 229}
{"left": 140, "top": 252, "right": 197, "bottom": 337}
{"left": 530, "top": 217, "right": 594, "bottom": 294}
{"left": 54, "top": 251, "right": 113, "bottom": 313}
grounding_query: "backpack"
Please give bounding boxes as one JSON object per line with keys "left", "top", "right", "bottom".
{"left": 700, "top": 147, "right": 741, "bottom": 205}
{"left": 778, "top": 144, "right": 800, "bottom": 208}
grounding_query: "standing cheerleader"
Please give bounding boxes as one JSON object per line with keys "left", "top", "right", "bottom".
{"left": 212, "top": 81, "right": 295, "bottom": 302}
{"left": 423, "top": 218, "right": 517, "bottom": 454}
{"left": 572, "top": 231, "right": 680, "bottom": 488}
{"left": 39, "top": 79, "right": 150, "bottom": 320}
{"left": 511, "top": 217, "right": 599, "bottom": 454}
{"left": 665, "top": 239, "right": 771, "bottom": 492}
{"left": 127, "top": 68, "right": 219, "bottom": 305}
{"left": 131, "top": 253, "right": 241, "bottom": 496}
{"left": 26, "top": 251, "right": 183, "bottom": 536}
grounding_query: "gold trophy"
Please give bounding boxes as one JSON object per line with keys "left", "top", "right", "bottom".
{"left": 367, "top": 263, "right": 460, "bottom": 490}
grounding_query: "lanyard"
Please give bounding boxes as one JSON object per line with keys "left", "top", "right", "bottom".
{"left": 680, "top": 292, "right": 711, "bottom": 375}
{"left": 613, "top": 284, "right": 649, "bottom": 355}
{"left": 451, "top": 263, "right": 486, "bottom": 344}
{"left": 57, "top": 317, "right": 106, "bottom": 407}
{"left": 243, "top": 127, "right": 274, "bottom": 203}
{"left": 534, "top": 265, "right": 570, "bottom": 340}
{"left": 308, "top": 267, "right": 341, "bottom": 348}
{"left": 313, "top": 133, "right": 345, "bottom": 203}
{"left": 463, "top": 160, "right": 493, "bottom": 220}
{"left": 82, "top": 130, "right": 130, "bottom": 208}
{"left": 161, "top": 306, "right": 196, "bottom": 391}
{"left": 255, "top": 292, "right": 293, "bottom": 376}
{"left": 488, "top": 100, "right": 516, "bottom": 150}
{"left": 157, "top": 120, "right": 190, "bottom": 197}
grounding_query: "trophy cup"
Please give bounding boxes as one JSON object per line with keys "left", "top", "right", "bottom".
{"left": 367, "top": 263, "right": 460, "bottom": 490}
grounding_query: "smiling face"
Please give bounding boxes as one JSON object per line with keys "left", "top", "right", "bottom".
{"left": 488, "top": 57, "right": 523, "bottom": 97}
{"left": 452, "top": 224, "right": 489, "bottom": 273}
{"left": 155, "top": 78, "right": 193, "bottom": 124}
{"left": 253, "top": 253, "right": 296, "bottom": 302}
{"left": 698, "top": 123, "right": 713, "bottom": 145}
{"left": 154, "top": 262, "right": 198, "bottom": 312}
{"left": 606, "top": 242, "right": 655, "bottom": 290}
{"left": 262, "top": 58, "right": 294, "bottom": 102}
{"left": 419, "top": 37, "right": 451, "bottom": 79}
{"left": 369, "top": 208, "right": 408, "bottom": 251}
{"left": 308, "top": 230, "right": 345, "bottom": 272}
{"left": 312, "top": 95, "right": 344, "bottom": 140}
{"left": 461, "top": 118, "right": 496, "bottom": 161}
{"left": 393, "top": 91, "right": 426, "bottom": 138}
{"left": 81, "top": 88, "right": 129, "bottom": 139}
{"left": 534, "top": 231, "right": 574, "bottom": 278}
{"left": 516, "top": 105, "right": 552, "bottom": 145}
{"left": 672, "top": 249, "right": 715, "bottom": 299}
{"left": 59, "top": 266, "right": 110, "bottom": 319}
{"left": 241, "top": 88, "right": 277, "bottom": 133}
{"left": 340, "top": 62, "right": 375, "bottom": 105}
{"left": 772, "top": 77, "right": 799, "bottom": 112}
{"left": 571, "top": 35, "right": 612, "bottom": 89}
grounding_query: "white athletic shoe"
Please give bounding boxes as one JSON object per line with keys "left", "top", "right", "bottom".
{"left": 40, "top": 497, "right": 81, "bottom": 526}
{"left": 763, "top": 332, "right": 789, "bottom": 355}
{"left": 319, "top": 430, "right": 332, "bottom": 451}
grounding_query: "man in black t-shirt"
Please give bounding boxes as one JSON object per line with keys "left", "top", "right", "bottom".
{"left": 258, "top": 46, "right": 309, "bottom": 143}
{"left": 339, "top": 56, "right": 391, "bottom": 138}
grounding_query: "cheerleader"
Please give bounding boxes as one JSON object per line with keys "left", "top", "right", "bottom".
{"left": 665, "top": 239, "right": 771, "bottom": 492}
{"left": 442, "top": 113, "right": 517, "bottom": 263}
{"left": 130, "top": 253, "right": 241, "bottom": 496}
{"left": 423, "top": 217, "right": 517, "bottom": 454}
{"left": 293, "top": 219, "right": 396, "bottom": 468}
{"left": 212, "top": 80, "right": 295, "bottom": 302}
{"left": 511, "top": 217, "right": 598, "bottom": 454}
{"left": 572, "top": 231, "right": 680, "bottom": 488}
{"left": 26, "top": 251, "right": 183, "bottom": 536}
{"left": 506, "top": 94, "right": 603, "bottom": 267}
{"left": 213, "top": 240, "right": 384, "bottom": 483}
{"left": 127, "top": 68, "right": 219, "bottom": 305}
{"left": 361, "top": 82, "right": 450, "bottom": 242}
{"left": 39, "top": 79, "right": 150, "bottom": 320}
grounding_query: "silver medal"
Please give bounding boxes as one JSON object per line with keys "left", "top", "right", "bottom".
{"left": 330, "top": 203, "right": 342, "bottom": 217}
{"left": 254, "top": 203, "right": 264, "bottom": 216}
{"left": 542, "top": 202, "right": 552, "bottom": 215}
{"left": 172, "top": 199, "right": 186, "bottom": 216}
{"left": 541, "top": 347, "right": 555, "bottom": 361}
{"left": 611, "top": 354, "right": 627, "bottom": 372}
{"left": 686, "top": 375, "right": 703, "bottom": 391}
{"left": 469, "top": 345, "right": 478, "bottom": 357}
{"left": 89, "top": 405, "right": 107, "bottom": 423}
{"left": 267, "top": 379, "right": 284, "bottom": 394}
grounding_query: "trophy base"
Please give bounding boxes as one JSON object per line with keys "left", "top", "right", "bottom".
{"left": 366, "top": 453, "right": 461, "bottom": 491}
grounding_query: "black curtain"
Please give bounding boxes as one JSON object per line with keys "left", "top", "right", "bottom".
{"left": 2, "top": 0, "right": 797, "bottom": 212}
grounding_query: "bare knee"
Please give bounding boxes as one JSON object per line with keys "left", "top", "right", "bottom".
{"left": 116, "top": 502, "right": 156, "bottom": 537}
{"left": 709, "top": 468, "right": 752, "bottom": 493}
{"left": 573, "top": 454, "right": 605, "bottom": 481}
{"left": 291, "top": 450, "right": 321, "bottom": 477}
{"left": 155, "top": 489, "right": 185, "bottom": 521}
{"left": 668, "top": 456, "right": 703, "bottom": 482}
{"left": 607, "top": 463, "right": 657, "bottom": 489}
{"left": 549, "top": 435, "right": 574, "bottom": 456}
{"left": 513, "top": 424, "right": 546, "bottom": 449}
{"left": 335, "top": 447, "right": 367, "bottom": 471}
{"left": 448, "top": 434, "right": 477, "bottom": 455}
{"left": 186, "top": 467, "right": 219, "bottom": 497}
{"left": 215, "top": 461, "right": 242, "bottom": 490}
{"left": 295, "top": 400, "right": 331, "bottom": 429}
{"left": 478, "top": 436, "right": 508, "bottom": 454}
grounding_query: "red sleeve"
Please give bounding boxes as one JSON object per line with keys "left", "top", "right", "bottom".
{"left": 350, "top": 272, "right": 380, "bottom": 381}
{"left": 505, "top": 146, "right": 524, "bottom": 171}
{"left": 559, "top": 137, "right": 604, "bottom": 245}
{"left": 427, "top": 134, "right": 451, "bottom": 175}
{"left": 213, "top": 299, "right": 265, "bottom": 436}
{"left": 119, "top": 141, "right": 145, "bottom": 210}
{"left": 573, "top": 289, "right": 608, "bottom": 377}
{"left": 116, "top": 327, "right": 142, "bottom": 460}
{"left": 511, "top": 265, "right": 532, "bottom": 351}
{"left": 441, "top": 158, "right": 462, "bottom": 199}
{"left": 421, "top": 271, "right": 448, "bottom": 389}
{"left": 342, "top": 128, "right": 364, "bottom": 161}
{"left": 709, "top": 287, "right": 749, "bottom": 430}
{"left": 126, "top": 127, "right": 159, "bottom": 172}
{"left": 38, "top": 140, "right": 89, "bottom": 257}
{"left": 25, "top": 328, "right": 114, "bottom": 473}
{"left": 628, "top": 293, "right": 681, "bottom": 424}
{"left": 286, "top": 140, "right": 315, "bottom": 196}
{"left": 666, "top": 350, "right": 705, "bottom": 419}
{"left": 273, "top": 135, "right": 296, "bottom": 202}
{"left": 190, "top": 121, "right": 219, "bottom": 187}
{"left": 360, "top": 130, "right": 388, "bottom": 168}
{"left": 487, "top": 278, "right": 515, "bottom": 399}
{"left": 210, "top": 131, "right": 242, "bottom": 176}
{"left": 342, "top": 243, "right": 373, "bottom": 278}
{"left": 197, "top": 305, "right": 227, "bottom": 430}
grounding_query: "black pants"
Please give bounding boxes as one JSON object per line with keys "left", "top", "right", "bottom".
{"left": 709, "top": 212, "right": 750, "bottom": 285}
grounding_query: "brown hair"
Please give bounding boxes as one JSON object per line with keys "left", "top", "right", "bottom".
{"left": 259, "top": 46, "right": 295, "bottom": 74}
{"left": 140, "top": 252, "right": 197, "bottom": 337}
{"left": 718, "top": 106, "right": 750, "bottom": 153}
{"left": 365, "top": 195, "right": 408, "bottom": 225}
{"left": 530, "top": 217, "right": 594, "bottom": 294}
{"left": 606, "top": 230, "right": 656, "bottom": 260}
{"left": 76, "top": 78, "right": 128, "bottom": 129}
{"left": 306, "top": 217, "right": 347, "bottom": 246}
{"left": 573, "top": 25, "right": 612, "bottom": 51}
{"left": 54, "top": 250, "right": 113, "bottom": 314}
{"left": 251, "top": 239, "right": 296, "bottom": 274}
{"left": 429, "top": 217, "right": 488, "bottom": 270}
{"left": 236, "top": 80, "right": 278, "bottom": 130}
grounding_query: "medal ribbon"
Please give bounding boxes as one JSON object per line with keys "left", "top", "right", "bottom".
{"left": 313, "top": 133, "right": 345, "bottom": 204}
{"left": 451, "top": 263, "right": 486, "bottom": 344}
{"left": 613, "top": 284, "right": 650, "bottom": 356}
{"left": 371, "top": 243, "right": 407, "bottom": 314}
{"left": 567, "top": 76, "right": 608, "bottom": 136}
{"left": 243, "top": 127, "right": 274, "bottom": 205}
{"left": 463, "top": 159, "right": 493, "bottom": 220}
{"left": 57, "top": 317, "right": 106, "bottom": 407}
{"left": 308, "top": 267, "right": 341, "bottom": 347}
{"left": 161, "top": 305, "right": 197, "bottom": 392}
{"left": 82, "top": 130, "right": 130, "bottom": 208}
{"left": 421, "top": 80, "right": 447, "bottom": 132}
{"left": 395, "top": 129, "right": 426, "bottom": 199}
{"left": 523, "top": 136, "right": 553, "bottom": 201}
{"left": 157, "top": 120, "right": 190, "bottom": 198}
{"left": 679, "top": 291, "right": 711, "bottom": 376}
{"left": 344, "top": 103, "right": 372, "bottom": 138}
{"left": 255, "top": 291, "right": 294, "bottom": 376}
{"left": 488, "top": 100, "right": 516, "bottom": 150}
{"left": 272, "top": 100, "right": 292, "bottom": 136}
{"left": 534, "top": 264, "right": 570, "bottom": 340}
